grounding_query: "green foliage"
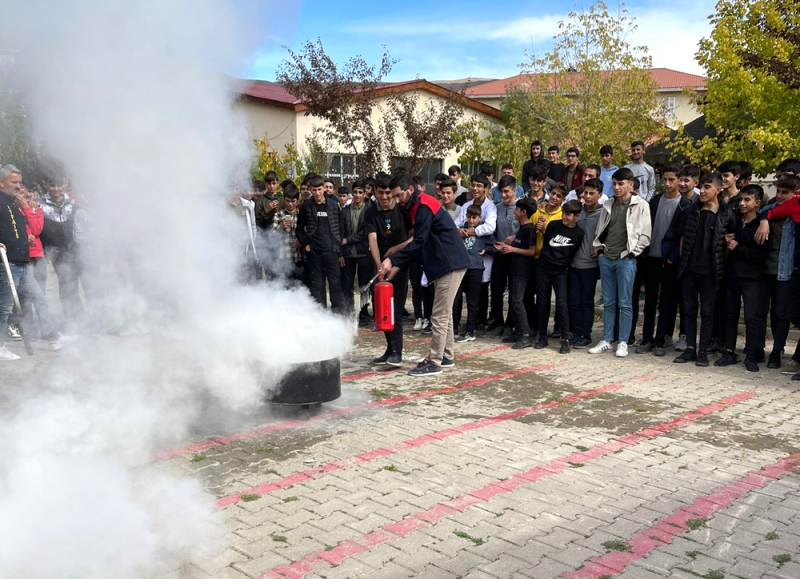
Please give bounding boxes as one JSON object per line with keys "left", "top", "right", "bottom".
{"left": 669, "top": 0, "right": 800, "bottom": 175}
{"left": 686, "top": 517, "right": 708, "bottom": 530}
{"left": 240, "top": 494, "right": 261, "bottom": 502}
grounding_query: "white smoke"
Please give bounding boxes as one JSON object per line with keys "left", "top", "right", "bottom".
{"left": 0, "top": 1, "right": 350, "bottom": 578}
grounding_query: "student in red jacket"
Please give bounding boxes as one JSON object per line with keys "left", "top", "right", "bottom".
{"left": 560, "top": 147, "right": 584, "bottom": 192}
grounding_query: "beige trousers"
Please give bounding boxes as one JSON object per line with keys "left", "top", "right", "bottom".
{"left": 428, "top": 268, "right": 467, "bottom": 365}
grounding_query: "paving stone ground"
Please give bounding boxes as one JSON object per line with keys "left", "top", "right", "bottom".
{"left": 5, "top": 293, "right": 800, "bottom": 579}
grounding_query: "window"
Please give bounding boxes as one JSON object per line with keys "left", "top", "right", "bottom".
{"left": 326, "top": 153, "right": 357, "bottom": 187}
{"left": 665, "top": 96, "right": 676, "bottom": 117}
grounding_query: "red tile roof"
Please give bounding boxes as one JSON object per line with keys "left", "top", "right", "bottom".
{"left": 464, "top": 68, "right": 707, "bottom": 97}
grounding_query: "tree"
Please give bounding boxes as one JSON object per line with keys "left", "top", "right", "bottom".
{"left": 493, "top": 0, "right": 668, "bottom": 166}
{"left": 668, "top": 0, "right": 800, "bottom": 175}
{"left": 277, "top": 39, "right": 465, "bottom": 178}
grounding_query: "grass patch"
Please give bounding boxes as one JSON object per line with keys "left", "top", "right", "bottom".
{"left": 574, "top": 445, "right": 590, "bottom": 452}
{"left": 283, "top": 496, "right": 298, "bottom": 503}
{"left": 601, "top": 540, "right": 631, "bottom": 552}
{"left": 613, "top": 449, "right": 624, "bottom": 454}
{"left": 679, "top": 465, "right": 688, "bottom": 470}
{"left": 256, "top": 447, "right": 274, "bottom": 454}
{"left": 706, "top": 571, "right": 725, "bottom": 579}
{"left": 264, "top": 468, "right": 280, "bottom": 476}
{"left": 687, "top": 550, "right": 700, "bottom": 559}
{"left": 686, "top": 517, "right": 708, "bottom": 531}
{"left": 765, "top": 531, "right": 779, "bottom": 540}
{"left": 453, "top": 530, "right": 484, "bottom": 546}
{"left": 271, "top": 535, "right": 287, "bottom": 543}
{"left": 190, "top": 453, "right": 208, "bottom": 463}
{"left": 240, "top": 494, "right": 260, "bottom": 502}
{"left": 370, "top": 388, "right": 390, "bottom": 399}
{"left": 378, "top": 464, "right": 409, "bottom": 475}
{"left": 568, "top": 462, "right": 585, "bottom": 468}
{"left": 773, "top": 554, "right": 791, "bottom": 566}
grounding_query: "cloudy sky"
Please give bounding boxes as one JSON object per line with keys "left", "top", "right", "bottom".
{"left": 247, "top": 0, "right": 716, "bottom": 82}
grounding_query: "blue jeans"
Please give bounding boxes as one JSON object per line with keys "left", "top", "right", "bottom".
{"left": 598, "top": 255, "right": 637, "bottom": 343}
{"left": 0, "top": 262, "right": 57, "bottom": 346}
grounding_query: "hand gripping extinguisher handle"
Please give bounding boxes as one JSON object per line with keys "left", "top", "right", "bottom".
{"left": 373, "top": 280, "right": 395, "bottom": 332}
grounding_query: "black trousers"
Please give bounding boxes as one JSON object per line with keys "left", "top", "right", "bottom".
{"left": 522, "top": 260, "right": 538, "bottom": 334}
{"left": 308, "top": 250, "right": 346, "bottom": 314}
{"left": 724, "top": 277, "right": 761, "bottom": 358}
{"left": 711, "top": 279, "right": 727, "bottom": 345}
{"left": 537, "top": 265, "right": 568, "bottom": 340}
{"left": 568, "top": 266, "right": 599, "bottom": 340}
{"left": 342, "top": 254, "right": 375, "bottom": 314}
{"left": 47, "top": 247, "right": 84, "bottom": 326}
{"left": 789, "top": 267, "right": 800, "bottom": 363}
{"left": 681, "top": 272, "right": 718, "bottom": 351}
{"left": 509, "top": 275, "right": 531, "bottom": 336}
{"left": 478, "top": 281, "right": 489, "bottom": 326}
{"left": 453, "top": 268, "right": 482, "bottom": 333}
{"left": 384, "top": 268, "right": 409, "bottom": 354}
{"left": 490, "top": 254, "right": 513, "bottom": 328}
{"left": 640, "top": 257, "right": 681, "bottom": 346}
{"left": 757, "top": 275, "right": 784, "bottom": 353}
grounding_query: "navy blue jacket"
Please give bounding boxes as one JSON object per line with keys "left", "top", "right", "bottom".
{"left": 390, "top": 190, "right": 472, "bottom": 282}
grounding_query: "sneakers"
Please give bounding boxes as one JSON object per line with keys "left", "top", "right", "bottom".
{"left": 408, "top": 358, "right": 442, "bottom": 377}
{"left": 753, "top": 349, "right": 766, "bottom": 364}
{"left": 0, "top": 346, "right": 21, "bottom": 361}
{"left": 455, "top": 332, "right": 476, "bottom": 343}
{"left": 501, "top": 332, "right": 519, "bottom": 344}
{"left": 533, "top": 337, "right": 548, "bottom": 349}
{"left": 547, "top": 329, "right": 561, "bottom": 339}
{"left": 386, "top": 351, "right": 403, "bottom": 367}
{"left": 490, "top": 325, "right": 505, "bottom": 338}
{"left": 674, "top": 349, "right": 697, "bottom": 364}
{"left": 743, "top": 357, "right": 759, "bottom": 372}
{"left": 664, "top": 335, "right": 674, "bottom": 347}
{"left": 696, "top": 351, "right": 709, "bottom": 367}
{"left": 589, "top": 340, "right": 613, "bottom": 354}
{"left": 616, "top": 342, "right": 629, "bottom": 357}
{"left": 413, "top": 318, "right": 423, "bottom": 331}
{"left": 781, "top": 359, "right": 800, "bottom": 375}
{"left": 707, "top": 339, "right": 722, "bottom": 354}
{"left": 372, "top": 350, "right": 391, "bottom": 365}
{"left": 767, "top": 351, "right": 782, "bottom": 369}
{"left": 559, "top": 339, "right": 571, "bottom": 354}
{"left": 7, "top": 324, "right": 22, "bottom": 341}
{"left": 635, "top": 341, "right": 653, "bottom": 354}
{"left": 421, "top": 320, "right": 432, "bottom": 335}
{"left": 512, "top": 336, "right": 532, "bottom": 349}
{"left": 421, "top": 318, "right": 430, "bottom": 331}
{"left": 50, "top": 334, "right": 77, "bottom": 352}
{"left": 674, "top": 334, "right": 687, "bottom": 352}
{"left": 441, "top": 357, "right": 455, "bottom": 369}
{"left": 653, "top": 345, "right": 666, "bottom": 357}
{"left": 792, "top": 371, "right": 800, "bottom": 381}
{"left": 714, "top": 351, "right": 739, "bottom": 367}
{"left": 572, "top": 336, "right": 592, "bottom": 349}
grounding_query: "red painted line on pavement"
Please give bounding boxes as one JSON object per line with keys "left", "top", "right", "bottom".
{"left": 216, "top": 374, "right": 656, "bottom": 507}
{"left": 561, "top": 450, "right": 800, "bottom": 578}
{"left": 156, "top": 354, "right": 555, "bottom": 460}
{"left": 255, "top": 391, "right": 757, "bottom": 579}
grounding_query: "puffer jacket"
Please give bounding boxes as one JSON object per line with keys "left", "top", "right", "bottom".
{"left": 296, "top": 196, "right": 342, "bottom": 252}
{"left": 677, "top": 198, "right": 736, "bottom": 281}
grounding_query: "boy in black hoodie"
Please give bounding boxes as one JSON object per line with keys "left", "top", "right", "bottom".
{"left": 716, "top": 185, "right": 771, "bottom": 371}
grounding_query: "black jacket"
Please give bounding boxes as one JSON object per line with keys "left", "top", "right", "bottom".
{"left": 390, "top": 191, "right": 472, "bottom": 283}
{"left": 342, "top": 200, "right": 371, "bottom": 257}
{"left": 678, "top": 198, "right": 736, "bottom": 281}
{"left": 647, "top": 193, "right": 693, "bottom": 262}
{"left": 296, "top": 196, "right": 342, "bottom": 252}
{"left": 0, "top": 194, "right": 30, "bottom": 264}
{"left": 726, "top": 216, "right": 772, "bottom": 279}
{"left": 521, "top": 159, "right": 550, "bottom": 192}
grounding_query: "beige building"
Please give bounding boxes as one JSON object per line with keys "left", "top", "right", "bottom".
{"left": 233, "top": 79, "right": 502, "bottom": 183}
{"left": 462, "top": 68, "right": 707, "bottom": 130}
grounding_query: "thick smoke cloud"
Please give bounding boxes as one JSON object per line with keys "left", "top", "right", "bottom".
{"left": 0, "top": 1, "right": 349, "bottom": 577}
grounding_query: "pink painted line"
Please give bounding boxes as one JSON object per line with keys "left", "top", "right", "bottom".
{"left": 156, "top": 355, "right": 557, "bottom": 460}
{"left": 561, "top": 449, "right": 800, "bottom": 578}
{"left": 216, "top": 374, "right": 656, "bottom": 507}
{"left": 255, "top": 391, "right": 757, "bottom": 579}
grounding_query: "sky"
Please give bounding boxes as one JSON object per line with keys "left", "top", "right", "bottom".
{"left": 247, "top": 0, "right": 717, "bottom": 83}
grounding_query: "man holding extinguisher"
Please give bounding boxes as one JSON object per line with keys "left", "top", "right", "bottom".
{"left": 364, "top": 177, "right": 413, "bottom": 367}
{"left": 377, "top": 174, "right": 472, "bottom": 376}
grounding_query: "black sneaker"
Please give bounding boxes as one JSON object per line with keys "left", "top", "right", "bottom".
{"left": 767, "top": 351, "right": 781, "bottom": 369}
{"left": 455, "top": 332, "right": 476, "bottom": 343}
{"left": 792, "top": 371, "right": 800, "bottom": 381}
{"left": 714, "top": 351, "right": 739, "bottom": 367}
{"left": 534, "top": 337, "right": 548, "bottom": 349}
{"left": 754, "top": 349, "right": 766, "bottom": 364}
{"left": 635, "top": 341, "right": 654, "bottom": 354}
{"left": 402, "top": 308, "right": 411, "bottom": 318}
{"left": 512, "top": 336, "right": 532, "bottom": 349}
{"left": 653, "top": 345, "right": 666, "bottom": 357}
{"left": 707, "top": 340, "right": 722, "bottom": 353}
{"left": 674, "top": 349, "right": 697, "bottom": 364}
{"left": 573, "top": 336, "right": 592, "bottom": 349}
{"left": 441, "top": 357, "right": 455, "bottom": 369}
{"left": 372, "top": 351, "right": 391, "bottom": 365}
{"left": 696, "top": 351, "right": 709, "bottom": 367}
{"left": 421, "top": 325, "right": 433, "bottom": 335}
{"left": 408, "top": 358, "right": 442, "bottom": 376}
{"left": 502, "top": 333, "right": 519, "bottom": 344}
{"left": 490, "top": 325, "right": 505, "bottom": 338}
{"left": 743, "top": 358, "right": 759, "bottom": 372}
{"left": 559, "top": 340, "right": 571, "bottom": 354}
{"left": 386, "top": 351, "right": 403, "bottom": 367}
{"left": 547, "top": 330, "right": 561, "bottom": 339}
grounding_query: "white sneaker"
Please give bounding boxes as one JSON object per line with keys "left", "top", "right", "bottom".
{"left": 589, "top": 340, "right": 613, "bottom": 354}
{"left": 50, "top": 334, "right": 77, "bottom": 351}
{"left": 674, "top": 334, "right": 687, "bottom": 352}
{"left": 616, "top": 342, "right": 629, "bottom": 357}
{"left": 7, "top": 325, "right": 22, "bottom": 341}
{"left": 421, "top": 319, "right": 430, "bottom": 330}
{"left": 413, "top": 318, "right": 423, "bottom": 331}
{"left": 0, "top": 346, "right": 21, "bottom": 361}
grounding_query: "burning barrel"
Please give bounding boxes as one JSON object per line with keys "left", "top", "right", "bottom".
{"left": 268, "top": 357, "right": 341, "bottom": 406}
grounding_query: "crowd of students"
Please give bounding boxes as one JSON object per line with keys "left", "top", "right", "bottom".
{"left": 230, "top": 144, "right": 800, "bottom": 380}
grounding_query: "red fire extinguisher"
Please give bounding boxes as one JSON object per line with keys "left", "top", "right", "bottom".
{"left": 374, "top": 281, "right": 394, "bottom": 332}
